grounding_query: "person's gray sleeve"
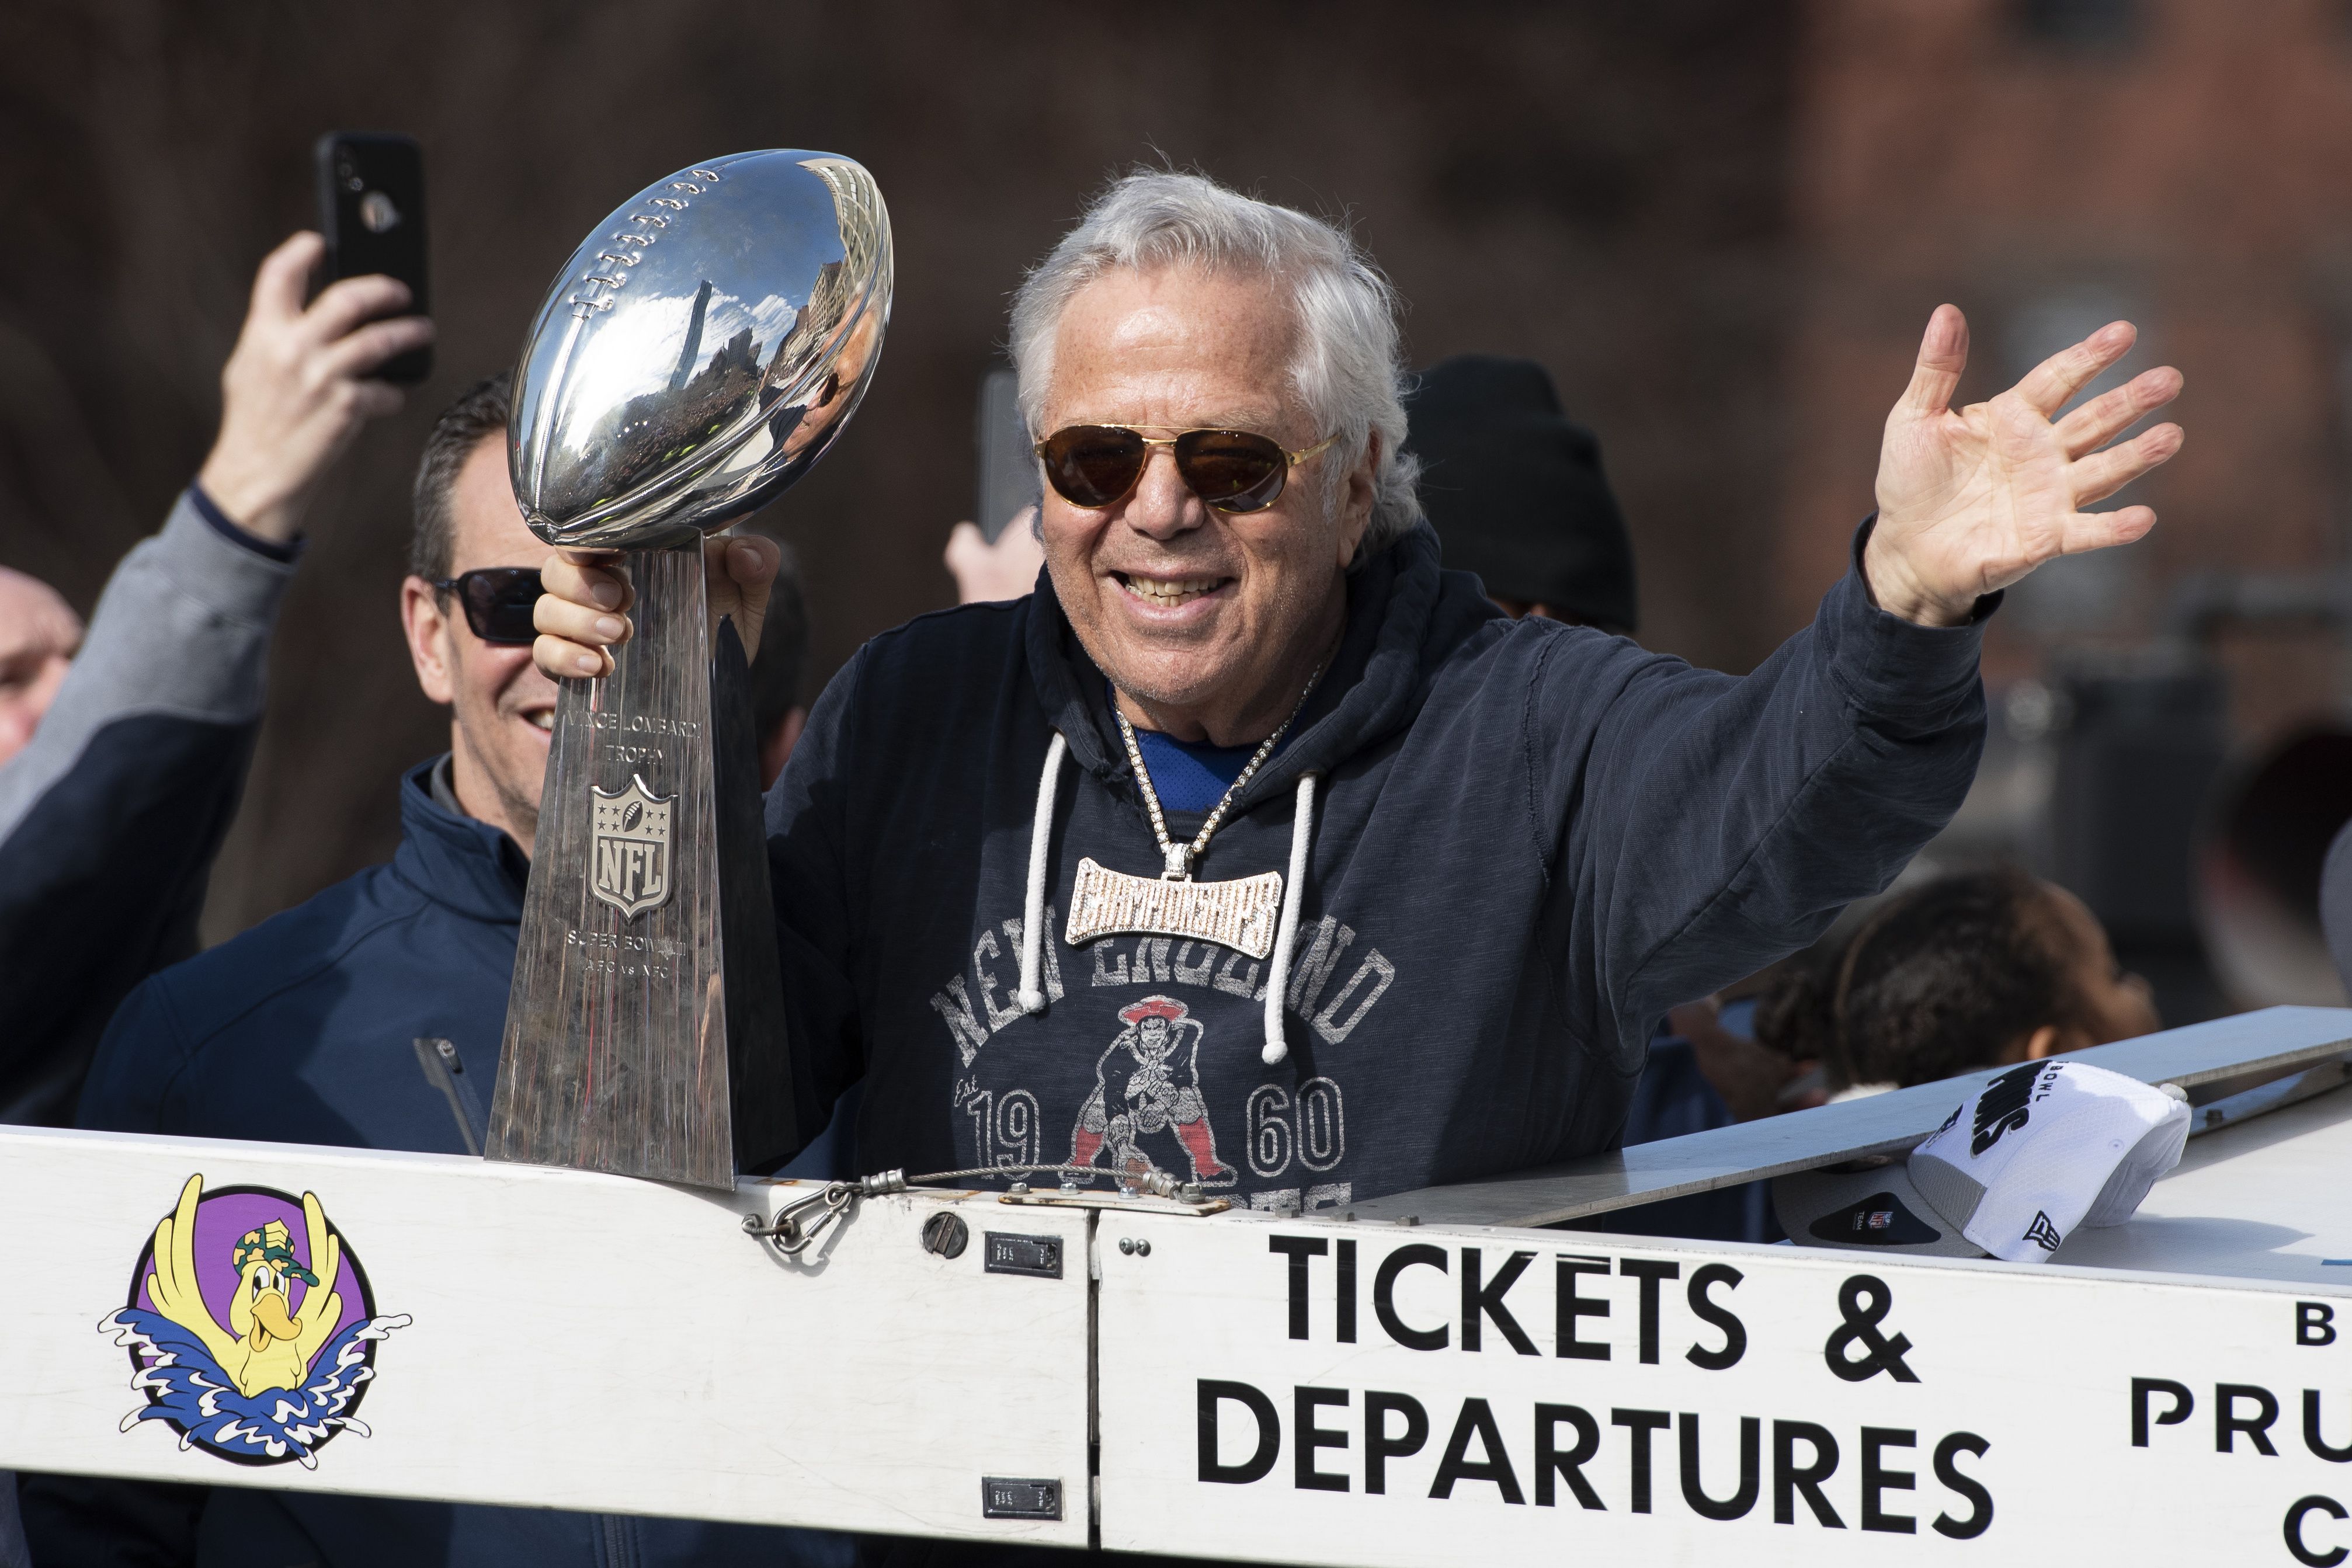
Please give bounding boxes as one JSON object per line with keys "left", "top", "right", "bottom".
{"left": 0, "top": 491, "right": 295, "bottom": 836}
{"left": 0, "top": 492, "right": 297, "bottom": 1124}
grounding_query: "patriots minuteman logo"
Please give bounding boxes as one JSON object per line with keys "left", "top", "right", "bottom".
{"left": 590, "top": 774, "right": 674, "bottom": 919}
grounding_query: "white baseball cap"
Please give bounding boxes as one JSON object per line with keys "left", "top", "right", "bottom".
{"left": 1776, "top": 1060, "right": 2191, "bottom": 1263}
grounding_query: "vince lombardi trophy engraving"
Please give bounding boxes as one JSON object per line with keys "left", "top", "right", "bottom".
{"left": 490, "top": 152, "right": 891, "bottom": 1189}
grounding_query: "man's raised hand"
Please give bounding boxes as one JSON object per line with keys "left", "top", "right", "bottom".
{"left": 533, "top": 534, "right": 777, "bottom": 680}
{"left": 1864, "top": 304, "right": 2184, "bottom": 627}
{"left": 194, "top": 232, "right": 435, "bottom": 544}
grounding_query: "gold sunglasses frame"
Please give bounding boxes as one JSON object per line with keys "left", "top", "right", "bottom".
{"left": 1033, "top": 424, "right": 1339, "bottom": 513}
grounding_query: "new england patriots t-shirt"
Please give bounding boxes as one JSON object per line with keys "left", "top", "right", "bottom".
{"left": 1127, "top": 728, "right": 1264, "bottom": 811}
{"left": 1118, "top": 684, "right": 1295, "bottom": 811}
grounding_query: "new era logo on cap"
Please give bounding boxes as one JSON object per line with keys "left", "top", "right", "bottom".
{"left": 1777, "top": 1062, "right": 2189, "bottom": 1264}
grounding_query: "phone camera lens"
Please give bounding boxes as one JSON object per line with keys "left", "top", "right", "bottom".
{"left": 345, "top": 175, "right": 365, "bottom": 193}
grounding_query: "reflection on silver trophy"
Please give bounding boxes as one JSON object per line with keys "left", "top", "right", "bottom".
{"left": 489, "top": 151, "right": 892, "bottom": 1189}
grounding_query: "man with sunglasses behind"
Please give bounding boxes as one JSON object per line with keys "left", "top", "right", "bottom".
{"left": 36, "top": 376, "right": 847, "bottom": 1568}
{"left": 540, "top": 170, "right": 2184, "bottom": 1261}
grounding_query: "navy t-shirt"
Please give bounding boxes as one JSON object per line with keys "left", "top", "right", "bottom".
{"left": 1127, "top": 725, "right": 1264, "bottom": 811}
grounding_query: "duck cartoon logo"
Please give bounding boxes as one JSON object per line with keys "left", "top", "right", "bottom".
{"left": 99, "top": 1174, "right": 408, "bottom": 1468}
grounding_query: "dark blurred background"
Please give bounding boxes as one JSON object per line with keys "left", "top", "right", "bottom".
{"left": 5, "top": 0, "right": 2351, "bottom": 1019}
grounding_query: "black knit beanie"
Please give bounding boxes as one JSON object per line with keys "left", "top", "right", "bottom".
{"left": 1403, "top": 354, "right": 1638, "bottom": 635}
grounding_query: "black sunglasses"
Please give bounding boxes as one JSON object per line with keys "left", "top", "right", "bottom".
{"left": 1034, "top": 425, "right": 1336, "bottom": 514}
{"left": 433, "top": 567, "right": 543, "bottom": 645}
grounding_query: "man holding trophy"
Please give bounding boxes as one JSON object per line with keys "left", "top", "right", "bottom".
{"left": 531, "top": 167, "right": 2186, "bottom": 1219}
{"left": 41, "top": 145, "right": 2186, "bottom": 1564}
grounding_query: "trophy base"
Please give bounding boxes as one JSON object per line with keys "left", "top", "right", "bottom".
{"left": 488, "top": 540, "right": 795, "bottom": 1190}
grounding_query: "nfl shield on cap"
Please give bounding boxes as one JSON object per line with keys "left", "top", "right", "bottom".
{"left": 1775, "top": 1061, "right": 2191, "bottom": 1263}
{"left": 1772, "top": 1159, "right": 1985, "bottom": 1257}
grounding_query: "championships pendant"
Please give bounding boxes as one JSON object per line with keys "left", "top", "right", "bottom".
{"left": 1064, "top": 856, "right": 1282, "bottom": 959}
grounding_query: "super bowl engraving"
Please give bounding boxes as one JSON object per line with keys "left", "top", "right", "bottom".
{"left": 589, "top": 774, "right": 674, "bottom": 919}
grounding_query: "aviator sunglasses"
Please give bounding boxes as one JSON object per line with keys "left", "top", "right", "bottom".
{"left": 1034, "top": 425, "right": 1337, "bottom": 514}
{"left": 433, "top": 566, "right": 544, "bottom": 645}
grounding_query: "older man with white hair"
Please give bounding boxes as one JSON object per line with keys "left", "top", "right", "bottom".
{"left": 535, "top": 171, "right": 2184, "bottom": 1216}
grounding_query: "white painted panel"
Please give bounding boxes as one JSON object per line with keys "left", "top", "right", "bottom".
{"left": 1097, "top": 1207, "right": 2352, "bottom": 1566}
{"left": 0, "top": 1126, "right": 1090, "bottom": 1546}
{"left": 1353, "top": 1007, "right": 2352, "bottom": 1228}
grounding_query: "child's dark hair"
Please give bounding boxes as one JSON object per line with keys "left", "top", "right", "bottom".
{"left": 1755, "top": 867, "right": 2079, "bottom": 1090}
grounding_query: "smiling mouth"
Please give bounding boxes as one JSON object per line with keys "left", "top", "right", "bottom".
{"left": 524, "top": 710, "right": 554, "bottom": 733}
{"left": 1114, "top": 571, "right": 1228, "bottom": 609}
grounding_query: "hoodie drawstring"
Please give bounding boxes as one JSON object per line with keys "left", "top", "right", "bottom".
{"left": 1262, "top": 771, "right": 1318, "bottom": 1066}
{"left": 1016, "top": 731, "right": 1069, "bottom": 1015}
{"left": 1015, "top": 735, "right": 1320, "bottom": 1058}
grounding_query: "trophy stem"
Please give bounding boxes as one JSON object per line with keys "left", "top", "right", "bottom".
{"left": 489, "top": 540, "right": 794, "bottom": 1189}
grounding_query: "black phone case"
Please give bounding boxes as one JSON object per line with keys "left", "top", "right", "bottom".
{"left": 314, "top": 132, "right": 432, "bottom": 384}
{"left": 974, "top": 365, "right": 1040, "bottom": 542}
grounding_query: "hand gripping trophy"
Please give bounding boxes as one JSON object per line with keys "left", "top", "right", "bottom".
{"left": 489, "top": 152, "right": 891, "bottom": 1189}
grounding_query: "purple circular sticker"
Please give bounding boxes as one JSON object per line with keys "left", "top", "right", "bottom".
{"left": 105, "top": 1176, "right": 407, "bottom": 1469}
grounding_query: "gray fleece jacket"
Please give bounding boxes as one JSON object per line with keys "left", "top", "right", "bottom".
{"left": 0, "top": 491, "right": 297, "bottom": 1124}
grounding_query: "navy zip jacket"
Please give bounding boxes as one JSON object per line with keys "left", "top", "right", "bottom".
{"left": 43, "top": 760, "right": 848, "bottom": 1568}
{"left": 772, "top": 520, "right": 1988, "bottom": 1214}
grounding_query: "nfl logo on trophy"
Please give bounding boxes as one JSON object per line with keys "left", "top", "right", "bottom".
{"left": 589, "top": 777, "right": 673, "bottom": 920}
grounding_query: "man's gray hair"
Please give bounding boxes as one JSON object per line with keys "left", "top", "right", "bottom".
{"left": 1009, "top": 171, "right": 1422, "bottom": 555}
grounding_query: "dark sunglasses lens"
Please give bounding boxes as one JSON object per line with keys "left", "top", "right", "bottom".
{"left": 1041, "top": 426, "right": 1148, "bottom": 507}
{"left": 462, "top": 569, "right": 544, "bottom": 644}
{"left": 1176, "top": 430, "right": 1287, "bottom": 511}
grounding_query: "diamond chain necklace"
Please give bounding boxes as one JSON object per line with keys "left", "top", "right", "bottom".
{"left": 1114, "top": 661, "right": 1327, "bottom": 883}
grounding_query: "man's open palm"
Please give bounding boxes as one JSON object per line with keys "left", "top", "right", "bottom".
{"left": 1865, "top": 304, "right": 2184, "bottom": 626}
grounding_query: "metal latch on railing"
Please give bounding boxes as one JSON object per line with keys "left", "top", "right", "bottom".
{"left": 743, "top": 1170, "right": 908, "bottom": 1256}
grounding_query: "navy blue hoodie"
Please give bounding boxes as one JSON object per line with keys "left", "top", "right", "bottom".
{"left": 770, "top": 521, "right": 1987, "bottom": 1214}
{"left": 45, "top": 760, "right": 849, "bottom": 1568}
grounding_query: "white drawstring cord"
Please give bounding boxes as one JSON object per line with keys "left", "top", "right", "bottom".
{"left": 1020, "top": 729, "right": 1314, "bottom": 1048}
{"left": 1016, "top": 731, "right": 1069, "bottom": 1014}
{"left": 1262, "top": 771, "right": 1319, "bottom": 1065}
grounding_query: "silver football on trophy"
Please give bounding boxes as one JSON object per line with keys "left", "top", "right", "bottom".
{"left": 509, "top": 150, "right": 892, "bottom": 548}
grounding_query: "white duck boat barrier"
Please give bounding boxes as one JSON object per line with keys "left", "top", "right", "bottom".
{"left": 10, "top": 1005, "right": 2352, "bottom": 1566}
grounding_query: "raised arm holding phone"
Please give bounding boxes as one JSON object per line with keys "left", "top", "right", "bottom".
{"left": 0, "top": 228, "right": 432, "bottom": 1127}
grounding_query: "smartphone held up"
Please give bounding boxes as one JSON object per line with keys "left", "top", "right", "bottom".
{"left": 314, "top": 131, "right": 432, "bottom": 384}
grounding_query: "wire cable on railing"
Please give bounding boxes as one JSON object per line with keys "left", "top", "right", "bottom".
{"left": 741, "top": 1164, "right": 1205, "bottom": 1254}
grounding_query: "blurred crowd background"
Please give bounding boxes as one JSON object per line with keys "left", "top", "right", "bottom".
{"left": 4, "top": 0, "right": 2349, "bottom": 1021}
